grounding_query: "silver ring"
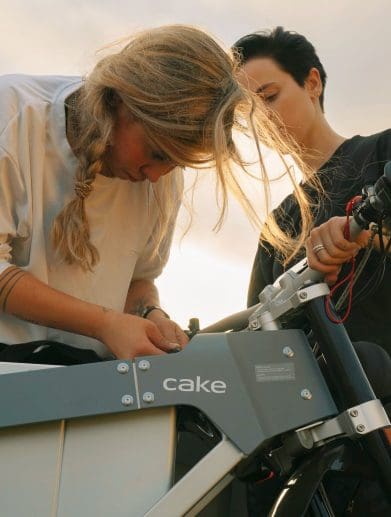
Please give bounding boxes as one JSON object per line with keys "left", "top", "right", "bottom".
{"left": 312, "top": 244, "right": 326, "bottom": 254}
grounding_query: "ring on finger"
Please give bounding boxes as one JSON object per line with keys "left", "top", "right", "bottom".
{"left": 312, "top": 244, "right": 326, "bottom": 255}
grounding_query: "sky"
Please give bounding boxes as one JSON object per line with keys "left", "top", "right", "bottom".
{"left": 1, "top": 0, "right": 390, "bottom": 329}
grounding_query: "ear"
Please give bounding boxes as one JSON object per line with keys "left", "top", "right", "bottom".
{"left": 304, "top": 67, "right": 322, "bottom": 101}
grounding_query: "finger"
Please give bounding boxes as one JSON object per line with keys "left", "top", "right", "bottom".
{"left": 324, "top": 265, "right": 342, "bottom": 286}
{"left": 175, "top": 326, "right": 189, "bottom": 347}
{"left": 310, "top": 226, "right": 355, "bottom": 263}
{"left": 114, "top": 340, "right": 165, "bottom": 360}
{"left": 157, "top": 323, "right": 178, "bottom": 343}
{"left": 136, "top": 342, "right": 166, "bottom": 357}
{"left": 306, "top": 239, "right": 344, "bottom": 273}
{"left": 147, "top": 321, "right": 181, "bottom": 352}
{"left": 326, "top": 217, "right": 360, "bottom": 253}
{"left": 355, "top": 229, "right": 371, "bottom": 248}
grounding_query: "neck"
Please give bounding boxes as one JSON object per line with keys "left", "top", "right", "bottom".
{"left": 301, "top": 115, "right": 346, "bottom": 170}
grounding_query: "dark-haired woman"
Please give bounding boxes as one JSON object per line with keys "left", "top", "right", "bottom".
{"left": 234, "top": 26, "right": 391, "bottom": 354}
{"left": 234, "top": 27, "right": 391, "bottom": 516}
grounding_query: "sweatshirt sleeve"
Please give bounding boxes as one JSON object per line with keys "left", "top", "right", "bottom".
{"left": 132, "top": 168, "right": 184, "bottom": 281}
{"left": 0, "top": 145, "right": 29, "bottom": 276}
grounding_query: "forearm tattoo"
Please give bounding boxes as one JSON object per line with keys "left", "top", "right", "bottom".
{"left": 129, "top": 298, "right": 150, "bottom": 317}
{"left": 0, "top": 266, "right": 27, "bottom": 312}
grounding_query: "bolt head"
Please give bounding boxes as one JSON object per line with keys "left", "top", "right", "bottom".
{"left": 138, "top": 359, "right": 150, "bottom": 371}
{"left": 283, "top": 346, "right": 294, "bottom": 358}
{"left": 299, "top": 291, "right": 308, "bottom": 300}
{"left": 117, "top": 362, "right": 129, "bottom": 374}
{"left": 142, "top": 391, "right": 155, "bottom": 403}
{"left": 356, "top": 424, "right": 366, "bottom": 433}
{"left": 121, "top": 395, "right": 134, "bottom": 406}
{"left": 301, "top": 389, "right": 312, "bottom": 400}
{"left": 349, "top": 409, "right": 359, "bottom": 417}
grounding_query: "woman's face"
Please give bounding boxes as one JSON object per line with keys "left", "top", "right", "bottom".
{"left": 238, "top": 57, "right": 320, "bottom": 146}
{"left": 104, "top": 104, "right": 177, "bottom": 183}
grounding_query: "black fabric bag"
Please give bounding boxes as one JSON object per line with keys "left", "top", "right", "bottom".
{"left": 0, "top": 341, "right": 104, "bottom": 365}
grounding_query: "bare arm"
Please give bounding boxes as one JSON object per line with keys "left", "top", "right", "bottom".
{"left": 125, "top": 278, "right": 189, "bottom": 347}
{"left": 0, "top": 267, "right": 180, "bottom": 358}
{"left": 124, "top": 278, "right": 160, "bottom": 315}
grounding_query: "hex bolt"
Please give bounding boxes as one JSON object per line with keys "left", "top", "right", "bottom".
{"left": 283, "top": 346, "right": 294, "bottom": 358}
{"left": 301, "top": 389, "right": 312, "bottom": 400}
{"left": 121, "top": 395, "right": 134, "bottom": 406}
{"left": 143, "top": 392, "right": 155, "bottom": 403}
{"left": 299, "top": 291, "right": 308, "bottom": 300}
{"left": 117, "top": 362, "right": 129, "bottom": 374}
{"left": 138, "top": 359, "right": 151, "bottom": 371}
{"left": 349, "top": 409, "right": 359, "bottom": 417}
{"left": 356, "top": 424, "right": 366, "bottom": 433}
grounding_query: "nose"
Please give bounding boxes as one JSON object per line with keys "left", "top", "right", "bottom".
{"left": 141, "top": 164, "right": 176, "bottom": 183}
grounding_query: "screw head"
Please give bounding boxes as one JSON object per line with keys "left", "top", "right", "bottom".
{"left": 117, "top": 362, "right": 129, "bottom": 374}
{"left": 301, "top": 389, "right": 312, "bottom": 400}
{"left": 142, "top": 392, "right": 155, "bottom": 403}
{"left": 121, "top": 395, "right": 134, "bottom": 406}
{"left": 349, "top": 409, "right": 358, "bottom": 417}
{"left": 138, "top": 360, "right": 150, "bottom": 371}
{"left": 356, "top": 424, "right": 366, "bottom": 433}
{"left": 283, "top": 346, "right": 294, "bottom": 358}
{"left": 299, "top": 291, "right": 308, "bottom": 300}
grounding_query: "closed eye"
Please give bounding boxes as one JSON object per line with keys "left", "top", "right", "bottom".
{"left": 259, "top": 92, "right": 278, "bottom": 104}
{"left": 151, "top": 150, "right": 173, "bottom": 163}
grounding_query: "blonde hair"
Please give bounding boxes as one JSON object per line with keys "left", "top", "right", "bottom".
{"left": 52, "top": 24, "right": 318, "bottom": 270}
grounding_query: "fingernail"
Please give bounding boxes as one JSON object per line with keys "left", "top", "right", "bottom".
{"left": 168, "top": 345, "right": 181, "bottom": 354}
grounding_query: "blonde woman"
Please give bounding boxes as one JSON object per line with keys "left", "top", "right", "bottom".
{"left": 0, "top": 25, "right": 313, "bottom": 364}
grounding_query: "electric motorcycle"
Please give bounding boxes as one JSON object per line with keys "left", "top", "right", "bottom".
{"left": 0, "top": 164, "right": 390, "bottom": 516}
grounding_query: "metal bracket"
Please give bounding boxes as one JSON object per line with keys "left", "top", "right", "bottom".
{"left": 249, "top": 282, "right": 330, "bottom": 331}
{"left": 296, "top": 399, "right": 390, "bottom": 447}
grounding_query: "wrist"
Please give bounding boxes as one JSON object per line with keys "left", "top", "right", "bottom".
{"left": 95, "top": 306, "right": 117, "bottom": 343}
{"left": 140, "top": 305, "right": 170, "bottom": 320}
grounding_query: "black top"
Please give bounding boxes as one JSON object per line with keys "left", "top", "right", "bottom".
{"left": 248, "top": 130, "right": 391, "bottom": 354}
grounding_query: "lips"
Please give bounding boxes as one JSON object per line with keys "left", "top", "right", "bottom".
{"left": 125, "top": 170, "right": 146, "bottom": 182}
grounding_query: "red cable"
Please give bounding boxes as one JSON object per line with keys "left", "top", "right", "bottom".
{"left": 325, "top": 196, "right": 362, "bottom": 323}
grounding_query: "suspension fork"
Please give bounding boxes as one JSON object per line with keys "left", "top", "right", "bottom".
{"left": 306, "top": 296, "right": 391, "bottom": 502}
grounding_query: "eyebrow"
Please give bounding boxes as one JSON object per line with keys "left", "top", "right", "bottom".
{"left": 255, "top": 82, "right": 278, "bottom": 94}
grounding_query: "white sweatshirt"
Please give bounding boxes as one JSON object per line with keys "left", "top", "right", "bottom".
{"left": 0, "top": 74, "right": 182, "bottom": 357}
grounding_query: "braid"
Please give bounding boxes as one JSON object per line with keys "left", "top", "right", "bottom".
{"left": 52, "top": 112, "right": 111, "bottom": 271}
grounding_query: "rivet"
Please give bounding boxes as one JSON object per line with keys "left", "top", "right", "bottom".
{"left": 349, "top": 409, "right": 358, "bottom": 417}
{"left": 143, "top": 392, "right": 155, "bottom": 403}
{"left": 138, "top": 360, "right": 151, "bottom": 371}
{"left": 121, "top": 395, "right": 134, "bottom": 406}
{"left": 301, "top": 389, "right": 312, "bottom": 400}
{"left": 299, "top": 291, "right": 308, "bottom": 300}
{"left": 283, "top": 346, "right": 294, "bottom": 358}
{"left": 117, "top": 362, "right": 129, "bottom": 374}
{"left": 356, "top": 424, "right": 366, "bottom": 433}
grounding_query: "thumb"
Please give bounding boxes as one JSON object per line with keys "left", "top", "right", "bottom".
{"left": 325, "top": 265, "right": 342, "bottom": 286}
{"left": 147, "top": 323, "right": 182, "bottom": 353}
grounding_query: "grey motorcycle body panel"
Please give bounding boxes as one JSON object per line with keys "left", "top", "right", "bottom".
{"left": 0, "top": 329, "right": 336, "bottom": 455}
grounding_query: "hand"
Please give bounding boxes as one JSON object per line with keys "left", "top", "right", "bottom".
{"left": 146, "top": 309, "right": 189, "bottom": 348}
{"left": 306, "top": 216, "right": 368, "bottom": 285}
{"left": 97, "top": 310, "right": 182, "bottom": 359}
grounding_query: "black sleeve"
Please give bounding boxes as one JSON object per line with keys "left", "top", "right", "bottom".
{"left": 247, "top": 243, "right": 267, "bottom": 307}
{"left": 377, "top": 129, "right": 391, "bottom": 169}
